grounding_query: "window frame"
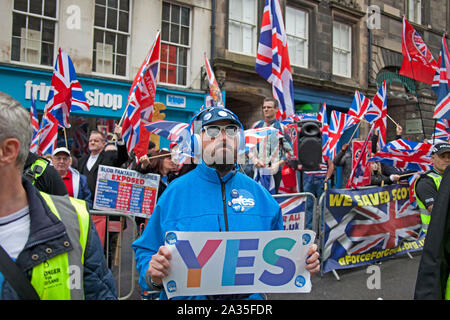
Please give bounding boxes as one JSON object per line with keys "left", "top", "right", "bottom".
{"left": 227, "top": 0, "right": 258, "bottom": 57}
{"left": 407, "top": 0, "right": 422, "bottom": 25}
{"left": 159, "top": 1, "right": 192, "bottom": 88}
{"left": 10, "top": 0, "right": 59, "bottom": 69}
{"left": 332, "top": 20, "right": 352, "bottom": 78}
{"left": 92, "top": 0, "right": 132, "bottom": 78}
{"left": 285, "top": 6, "right": 309, "bottom": 68}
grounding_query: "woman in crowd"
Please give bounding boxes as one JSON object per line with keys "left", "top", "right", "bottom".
{"left": 370, "top": 161, "right": 400, "bottom": 186}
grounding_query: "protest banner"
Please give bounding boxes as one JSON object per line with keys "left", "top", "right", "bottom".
{"left": 93, "top": 165, "right": 160, "bottom": 218}
{"left": 275, "top": 194, "right": 306, "bottom": 230}
{"left": 322, "top": 184, "right": 424, "bottom": 274}
{"left": 162, "top": 230, "right": 315, "bottom": 299}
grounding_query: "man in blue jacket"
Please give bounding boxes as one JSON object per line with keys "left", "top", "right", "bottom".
{"left": 0, "top": 92, "right": 116, "bottom": 300}
{"left": 132, "top": 107, "right": 320, "bottom": 300}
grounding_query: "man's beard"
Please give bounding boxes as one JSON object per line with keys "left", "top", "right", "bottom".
{"left": 203, "top": 142, "right": 237, "bottom": 175}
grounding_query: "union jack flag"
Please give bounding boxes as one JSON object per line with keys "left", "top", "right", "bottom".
{"left": 432, "top": 35, "right": 450, "bottom": 120}
{"left": 254, "top": 167, "right": 275, "bottom": 194}
{"left": 369, "top": 139, "right": 433, "bottom": 172}
{"left": 275, "top": 195, "right": 305, "bottom": 230}
{"left": 244, "top": 127, "right": 282, "bottom": 153}
{"left": 432, "top": 118, "right": 450, "bottom": 141}
{"left": 345, "top": 125, "right": 374, "bottom": 189}
{"left": 322, "top": 185, "right": 422, "bottom": 273}
{"left": 204, "top": 52, "right": 224, "bottom": 107}
{"left": 122, "top": 31, "right": 160, "bottom": 153}
{"left": 326, "top": 110, "right": 352, "bottom": 160}
{"left": 255, "top": 0, "right": 294, "bottom": 120}
{"left": 29, "top": 95, "right": 39, "bottom": 153}
{"left": 348, "top": 91, "right": 371, "bottom": 128}
{"left": 408, "top": 173, "right": 421, "bottom": 208}
{"left": 369, "top": 81, "right": 387, "bottom": 148}
{"left": 318, "top": 103, "right": 329, "bottom": 162}
{"left": 35, "top": 112, "right": 59, "bottom": 156}
{"left": 45, "top": 48, "right": 89, "bottom": 128}
{"left": 144, "top": 120, "right": 190, "bottom": 144}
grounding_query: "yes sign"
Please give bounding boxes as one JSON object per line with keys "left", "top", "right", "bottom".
{"left": 163, "top": 230, "right": 315, "bottom": 299}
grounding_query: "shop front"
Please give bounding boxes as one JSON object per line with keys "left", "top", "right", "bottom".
{"left": 0, "top": 64, "right": 210, "bottom": 151}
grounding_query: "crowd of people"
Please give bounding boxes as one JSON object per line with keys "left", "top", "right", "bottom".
{"left": 0, "top": 90, "right": 449, "bottom": 300}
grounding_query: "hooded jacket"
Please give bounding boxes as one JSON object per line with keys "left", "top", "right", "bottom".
{"left": 132, "top": 161, "right": 283, "bottom": 300}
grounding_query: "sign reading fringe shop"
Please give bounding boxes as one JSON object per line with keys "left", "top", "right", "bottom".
{"left": 162, "top": 230, "right": 315, "bottom": 299}
{"left": 322, "top": 184, "right": 424, "bottom": 273}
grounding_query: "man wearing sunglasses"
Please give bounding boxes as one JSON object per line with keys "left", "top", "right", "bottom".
{"left": 132, "top": 107, "right": 320, "bottom": 300}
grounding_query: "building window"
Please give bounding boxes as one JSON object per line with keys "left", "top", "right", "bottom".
{"left": 160, "top": 2, "right": 190, "bottom": 86}
{"left": 407, "top": 0, "right": 422, "bottom": 24}
{"left": 11, "top": 0, "right": 57, "bottom": 66}
{"left": 332, "top": 21, "right": 351, "bottom": 78}
{"left": 286, "top": 7, "right": 308, "bottom": 68}
{"left": 93, "top": 0, "right": 130, "bottom": 77}
{"left": 228, "top": 0, "right": 257, "bottom": 56}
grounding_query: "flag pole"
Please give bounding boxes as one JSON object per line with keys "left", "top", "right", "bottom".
{"left": 386, "top": 114, "right": 399, "bottom": 127}
{"left": 63, "top": 128, "right": 68, "bottom": 149}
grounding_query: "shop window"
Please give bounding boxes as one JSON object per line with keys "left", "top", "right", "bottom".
{"left": 228, "top": 0, "right": 257, "bottom": 56}
{"left": 407, "top": 0, "right": 422, "bottom": 25}
{"left": 93, "top": 0, "right": 130, "bottom": 77}
{"left": 286, "top": 6, "right": 308, "bottom": 68}
{"left": 160, "top": 2, "right": 190, "bottom": 86}
{"left": 11, "top": 0, "right": 57, "bottom": 66}
{"left": 332, "top": 21, "right": 352, "bottom": 78}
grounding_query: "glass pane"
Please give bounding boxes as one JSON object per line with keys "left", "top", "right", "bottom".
{"left": 44, "top": 0, "right": 57, "bottom": 17}
{"left": 12, "top": 13, "right": 26, "bottom": 37}
{"left": 95, "top": 4, "right": 106, "bottom": 27}
{"left": 107, "top": 8, "right": 118, "bottom": 30}
{"left": 116, "top": 33, "right": 127, "bottom": 54}
{"left": 116, "top": 54, "right": 126, "bottom": 76}
{"left": 177, "top": 66, "right": 186, "bottom": 85}
{"left": 162, "top": 2, "right": 170, "bottom": 21}
{"left": 14, "top": 0, "right": 27, "bottom": 12}
{"left": 170, "top": 24, "right": 179, "bottom": 43}
{"left": 11, "top": 37, "right": 21, "bottom": 61}
{"left": 161, "top": 21, "right": 170, "bottom": 41}
{"left": 119, "top": 0, "right": 129, "bottom": 11}
{"left": 171, "top": 5, "right": 180, "bottom": 24}
{"left": 160, "top": 43, "right": 169, "bottom": 62}
{"left": 159, "top": 63, "right": 167, "bottom": 82}
{"left": 96, "top": 0, "right": 106, "bottom": 5}
{"left": 180, "top": 26, "right": 189, "bottom": 45}
{"left": 41, "top": 42, "right": 54, "bottom": 66}
{"left": 168, "top": 45, "right": 177, "bottom": 64}
{"left": 178, "top": 47, "right": 187, "bottom": 66}
{"left": 118, "top": 11, "right": 128, "bottom": 32}
{"left": 92, "top": 50, "right": 97, "bottom": 71}
{"left": 28, "top": 16, "right": 41, "bottom": 32}
{"left": 167, "top": 64, "right": 176, "bottom": 84}
{"left": 229, "top": 0, "right": 242, "bottom": 21}
{"left": 105, "top": 31, "right": 116, "bottom": 47}
{"left": 181, "top": 7, "right": 189, "bottom": 26}
{"left": 42, "top": 20, "right": 55, "bottom": 43}
{"left": 228, "top": 22, "right": 241, "bottom": 52}
{"left": 107, "top": 0, "right": 118, "bottom": 8}
{"left": 94, "top": 29, "right": 104, "bottom": 46}
{"left": 30, "top": 0, "right": 42, "bottom": 15}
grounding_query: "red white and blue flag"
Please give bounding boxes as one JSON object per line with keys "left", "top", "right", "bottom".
{"left": 122, "top": 31, "right": 161, "bottom": 153}
{"left": 275, "top": 195, "right": 305, "bottom": 230}
{"left": 345, "top": 125, "right": 374, "bottom": 189}
{"left": 368, "top": 81, "right": 387, "bottom": 148}
{"left": 348, "top": 91, "right": 371, "bottom": 127}
{"left": 144, "top": 120, "right": 190, "bottom": 144}
{"left": 369, "top": 139, "right": 433, "bottom": 172}
{"left": 35, "top": 112, "right": 59, "bottom": 156}
{"left": 318, "top": 103, "right": 330, "bottom": 162}
{"left": 255, "top": 0, "right": 294, "bottom": 120}
{"left": 432, "top": 35, "right": 450, "bottom": 120}
{"left": 244, "top": 127, "right": 283, "bottom": 153}
{"left": 204, "top": 52, "right": 224, "bottom": 107}
{"left": 45, "top": 48, "right": 89, "bottom": 128}
{"left": 432, "top": 118, "right": 450, "bottom": 141}
{"left": 326, "top": 110, "right": 352, "bottom": 160}
{"left": 29, "top": 95, "right": 40, "bottom": 153}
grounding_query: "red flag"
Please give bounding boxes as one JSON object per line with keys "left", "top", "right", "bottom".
{"left": 399, "top": 17, "right": 439, "bottom": 84}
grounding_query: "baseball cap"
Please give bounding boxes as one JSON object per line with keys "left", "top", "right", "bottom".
{"left": 432, "top": 142, "right": 450, "bottom": 155}
{"left": 52, "top": 147, "right": 71, "bottom": 157}
{"left": 197, "top": 107, "right": 241, "bottom": 128}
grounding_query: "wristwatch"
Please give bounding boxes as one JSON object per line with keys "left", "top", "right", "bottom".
{"left": 145, "top": 270, "right": 163, "bottom": 290}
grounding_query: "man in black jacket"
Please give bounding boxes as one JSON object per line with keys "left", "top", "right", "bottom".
{"left": 76, "top": 126, "right": 128, "bottom": 201}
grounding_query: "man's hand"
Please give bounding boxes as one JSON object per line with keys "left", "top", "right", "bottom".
{"left": 305, "top": 243, "right": 320, "bottom": 276}
{"left": 114, "top": 124, "right": 123, "bottom": 141}
{"left": 148, "top": 246, "right": 172, "bottom": 285}
{"left": 139, "top": 154, "right": 151, "bottom": 169}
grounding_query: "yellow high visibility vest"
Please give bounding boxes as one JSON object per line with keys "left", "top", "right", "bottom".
{"left": 414, "top": 172, "right": 441, "bottom": 234}
{"left": 30, "top": 193, "right": 90, "bottom": 300}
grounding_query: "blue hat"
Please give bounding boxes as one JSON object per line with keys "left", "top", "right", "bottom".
{"left": 191, "top": 107, "right": 242, "bottom": 134}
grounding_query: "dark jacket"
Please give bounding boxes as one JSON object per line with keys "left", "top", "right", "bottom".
{"left": 0, "top": 179, "right": 117, "bottom": 300}
{"left": 370, "top": 171, "right": 393, "bottom": 186}
{"left": 414, "top": 166, "right": 450, "bottom": 299}
{"left": 24, "top": 152, "right": 68, "bottom": 196}
{"left": 333, "top": 149, "right": 352, "bottom": 187}
{"left": 76, "top": 144, "right": 128, "bottom": 201}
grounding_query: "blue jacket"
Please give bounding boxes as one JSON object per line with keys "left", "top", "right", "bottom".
{"left": 0, "top": 179, "right": 117, "bottom": 300}
{"left": 132, "top": 161, "right": 283, "bottom": 300}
